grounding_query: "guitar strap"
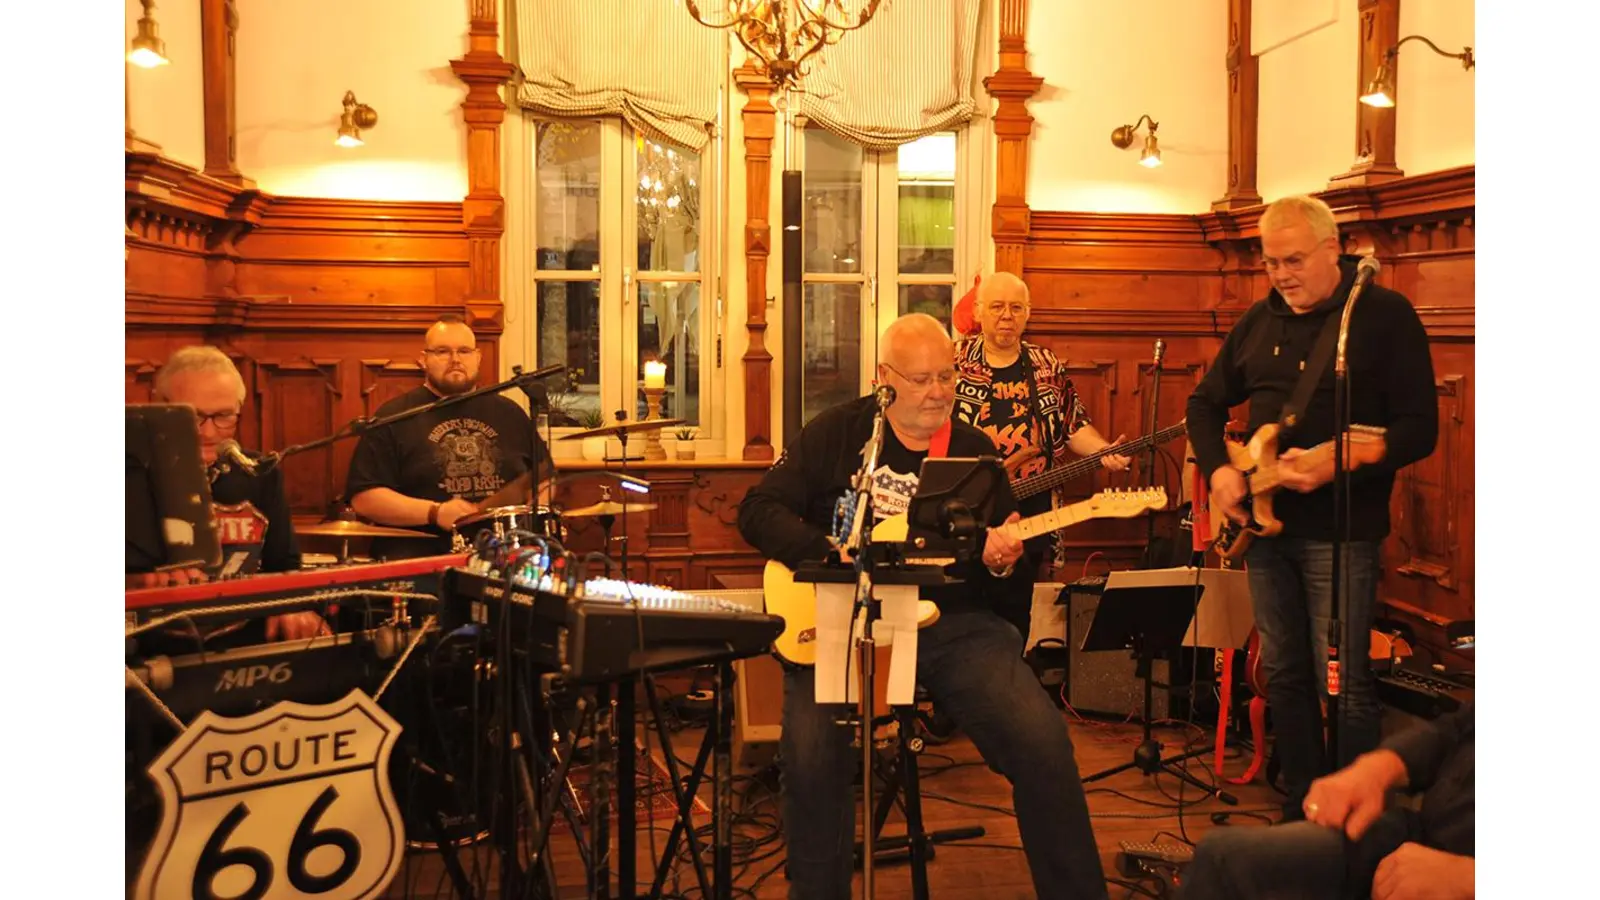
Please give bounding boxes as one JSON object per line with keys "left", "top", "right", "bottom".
{"left": 1276, "top": 306, "right": 1346, "bottom": 441}
{"left": 929, "top": 419, "right": 953, "bottom": 459}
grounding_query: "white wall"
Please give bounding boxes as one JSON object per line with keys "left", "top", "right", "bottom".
{"left": 234, "top": 0, "right": 470, "bottom": 201}
{"left": 126, "top": 0, "right": 205, "bottom": 169}
{"left": 1394, "top": 0, "right": 1475, "bottom": 176}
{"left": 1254, "top": 0, "right": 1357, "bottom": 200}
{"left": 1025, "top": 0, "right": 1230, "bottom": 214}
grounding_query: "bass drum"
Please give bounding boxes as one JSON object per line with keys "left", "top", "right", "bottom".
{"left": 452, "top": 504, "right": 567, "bottom": 554}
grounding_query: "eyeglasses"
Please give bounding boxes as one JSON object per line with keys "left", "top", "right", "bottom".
{"left": 195, "top": 411, "right": 241, "bottom": 428}
{"left": 424, "top": 346, "right": 481, "bottom": 359}
{"left": 983, "top": 301, "right": 1029, "bottom": 319}
{"left": 1262, "top": 253, "right": 1312, "bottom": 273}
{"left": 882, "top": 362, "right": 958, "bottom": 390}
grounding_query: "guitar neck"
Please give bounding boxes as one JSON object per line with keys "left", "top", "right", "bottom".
{"left": 1012, "top": 422, "right": 1186, "bottom": 500}
{"left": 999, "top": 500, "right": 1095, "bottom": 542}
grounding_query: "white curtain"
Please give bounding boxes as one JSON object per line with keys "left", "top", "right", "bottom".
{"left": 796, "top": 0, "right": 984, "bottom": 150}
{"left": 515, "top": 0, "right": 723, "bottom": 150}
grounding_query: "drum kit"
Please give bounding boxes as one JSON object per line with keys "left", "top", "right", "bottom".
{"left": 297, "top": 417, "right": 675, "bottom": 563}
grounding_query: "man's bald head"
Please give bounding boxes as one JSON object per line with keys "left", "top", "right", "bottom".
{"left": 420, "top": 316, "right": 482, "bottom": 395}
{"left": 876, "top": 313, "right": 957, "bottom": 442}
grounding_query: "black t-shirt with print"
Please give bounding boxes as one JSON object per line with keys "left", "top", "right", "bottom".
{"left": 211, "top": 459, "right": 302, "bottom": 576}
{"left": 345, "top": 386, "right": 549, "bottom": 558}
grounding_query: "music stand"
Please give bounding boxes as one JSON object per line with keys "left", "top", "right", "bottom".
{"left": 126, "top": 404, "right": 221, "bottom": 574}
{"left": 1078, "top": 567, "right": 1253, "bottom": 802}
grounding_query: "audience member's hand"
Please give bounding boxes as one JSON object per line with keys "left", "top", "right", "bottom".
{"left": 1304, "top": 748, "right": 1409, "bottom": 839}
{"left": 983, "top": 512, "right": 1023, "bottom": 571}
{"left": 1372, "top": 842, "right": 1474, "bottom": 900}
{"left": 126, "top": 567, "right": 211, "bottom": 589}
{"left": 437, "top": 496, "right": 479, "bottom": 529}
{"left": 266, "top": 612, "right": 333, "bottom": 642}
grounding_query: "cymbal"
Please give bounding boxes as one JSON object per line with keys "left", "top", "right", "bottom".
{"left": 558, "top": 418, "right": 685, "bottom": 441}
{"left": 561, "top": 501, "right": 658, "bottom": 518}
{"left": 297, "top": 520, "right": 433, "bottom": 539}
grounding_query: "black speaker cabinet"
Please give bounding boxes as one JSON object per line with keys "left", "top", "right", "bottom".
{"left": 1061, "top": 584, "right": 1170, "bottom": 719}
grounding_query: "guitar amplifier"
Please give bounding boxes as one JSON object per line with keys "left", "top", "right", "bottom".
{"left": 700, "top": 589, "right": 782, "bottom": 771}
{"left": 1059, "top": 581, "right": 1172, "bottom": 720}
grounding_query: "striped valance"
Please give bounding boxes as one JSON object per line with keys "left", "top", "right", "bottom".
{"left": 514, "top": 0, "right": 723, "bottom": 150}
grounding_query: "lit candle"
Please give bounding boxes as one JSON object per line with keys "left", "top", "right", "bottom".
{"left": 643, "top": 361, "right": 667, "bottom": 390}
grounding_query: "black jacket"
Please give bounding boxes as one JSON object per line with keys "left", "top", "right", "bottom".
{"left": 1185, "top": 256, "right": 1438, "bottom": 541}
{"left": 737, "top": 396, "right": 1025, "bottom": 616}
{"left": 1384, "top": 701, "right": 1473, "bottom": 858}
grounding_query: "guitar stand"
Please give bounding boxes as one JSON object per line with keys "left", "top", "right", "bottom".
{"left": 851, "top": 704, "right": 984, "bottom": 900}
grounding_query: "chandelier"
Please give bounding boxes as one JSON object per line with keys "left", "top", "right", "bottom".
{"left": 684, "top": 0, "right": 887, "bottom": 92}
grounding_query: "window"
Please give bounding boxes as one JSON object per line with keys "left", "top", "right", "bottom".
{"left": 516, "top": 118, "right": 716, "bottom": 440}
{"left": 792, "top": 128, "right": 971, "bottom": 427}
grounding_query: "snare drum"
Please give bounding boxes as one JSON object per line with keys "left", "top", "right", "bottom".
{"left": 452, "top": 504, "right": 567, "bottom": 552}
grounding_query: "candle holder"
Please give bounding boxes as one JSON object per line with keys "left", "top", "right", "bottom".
{"left": 641, "top": 386, "right": 667, "bottom": 460}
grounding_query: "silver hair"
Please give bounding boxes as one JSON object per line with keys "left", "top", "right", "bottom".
{"left": 153, "top": 345, "right": 247, "bottom": 405}
{"left": 1260, "top": 195, "right": 1339, "bottom": 244}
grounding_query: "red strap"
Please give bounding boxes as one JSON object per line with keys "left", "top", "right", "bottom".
{"left": 1191, "top": 458, "right": 1212, "bottom": 552}
{"left": 1215, "top": 648, "right": 1234, "bottom": 775}
{"left": 929, "top": 419, "right": 953, "bottom": 459}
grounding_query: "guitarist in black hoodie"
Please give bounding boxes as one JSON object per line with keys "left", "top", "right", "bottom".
{"left": 1185, "top": 195, "right": 1438, "bottom": 821}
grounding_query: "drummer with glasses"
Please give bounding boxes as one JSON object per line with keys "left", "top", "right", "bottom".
{"left": 345, "top": 316, "right": 553, "bottom": 559}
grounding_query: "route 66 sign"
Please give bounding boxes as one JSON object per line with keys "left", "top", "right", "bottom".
{"left": 134, "top": 690, "right": 405, "bottom": 900}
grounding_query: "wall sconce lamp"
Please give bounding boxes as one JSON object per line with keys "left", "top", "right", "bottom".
{"left": 1360, "top": 36, "right": 1475, "bottom": 108}
{"left": 1111, "top": 115, "right": 1162, "bottom": 168}
{"left": 127, "top": 0, "right": 170, "bottom": 68}
{"left": 336, "top": 91, "right": 378, "bottom": 147}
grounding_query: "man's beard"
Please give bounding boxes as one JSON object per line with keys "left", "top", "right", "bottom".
{"left": 427, "top": 371, "right": 474, "bottom": 396}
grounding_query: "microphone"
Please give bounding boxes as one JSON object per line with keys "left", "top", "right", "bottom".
{"left": 1336, "top": 256, "right": 1381, "bottom": 376}
{"left": 874, "top": 384, "right": 897, "bottom": 409}
{"left": 1355, "top": 254, "right": 1381, "bottom": 284}
{"left": 216, "top": 439, "right": 260, "bottom": 476}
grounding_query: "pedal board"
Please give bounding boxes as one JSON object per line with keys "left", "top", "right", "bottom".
{"left": 1116, "top": 840, "right": 1194, "bottom": 880}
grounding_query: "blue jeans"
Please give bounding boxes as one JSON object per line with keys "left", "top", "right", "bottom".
{"left": 1245, "top": 538, "right": 1381, "bottom": 813}
{"left": 1178, "top": 812, "right": 1413, "bottom": 900}
{"left": 779, "top": 612, "right": 1108, "bottom": 900}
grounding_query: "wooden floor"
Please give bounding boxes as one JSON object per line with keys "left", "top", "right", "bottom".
{"left": 381, "top": 700, "right": 1285, "bottom": 899}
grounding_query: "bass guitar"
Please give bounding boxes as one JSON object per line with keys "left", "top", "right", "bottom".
{"left": 1210, "top": 423, "right": 1387, "bottom": 563}
{"left": 1003, "top": 421, "right": 1190, "bottom": 498}
{"left": 765, "top": 488, "right": 1167, "bottom": 666}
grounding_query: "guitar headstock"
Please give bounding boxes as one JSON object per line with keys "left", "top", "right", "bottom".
{"left": 1083, "top": 487, "right": 1167, "bottom": 518}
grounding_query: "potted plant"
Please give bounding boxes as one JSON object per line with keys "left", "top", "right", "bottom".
{"left": 579, "top": 409, "right": 608, "bottom": 461}
{"left": 673, "top": 426, "right": 698, "bottom": 461}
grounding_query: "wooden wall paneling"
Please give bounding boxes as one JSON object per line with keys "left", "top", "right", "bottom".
{"left": 734, "top": 64, "right": 777, "bottom": 462}
{"left": 1214, "top": 0, "right": 1262, "bottom": 211}
{"left": 254, "top": 358, "right": 342, "bottom": 516}
{"left": 984, "top": 0, "right": 1044, "bottom": 276}
{"left": 360, "top": 359, "right": 425, "bottom": 417}
{"left": 1024, "top": 213, "right": 1224, "bottom": 310}
{"left": 1329, "top": 0, "right": 1404, "bottom": 187}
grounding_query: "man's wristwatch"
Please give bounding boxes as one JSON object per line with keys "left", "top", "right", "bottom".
{"left": 987, "top": 561, "right": 1015, "bottom": 579}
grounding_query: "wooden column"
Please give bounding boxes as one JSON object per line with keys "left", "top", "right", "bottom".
{"left": 1329, "top": 0, "right": 1404, "bottom": 187}
{"left": 984, "top": 0, "right": 1043, "bottom": 276}
{"left": 735, "top": 64, "right": 776, "bottom": 462}
{"left": 200, "top": 0, "right": 251, "bottom": 185}
{"left": 451, "top": 0, "right": 517, "bottom": 328}
{"left": 1213, "top": 0, "right": 1262, "bottom": 210}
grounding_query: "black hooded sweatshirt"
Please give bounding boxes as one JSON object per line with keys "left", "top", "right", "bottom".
{"left": 1186, "top": 255, "right": 1439, "bottom": 542}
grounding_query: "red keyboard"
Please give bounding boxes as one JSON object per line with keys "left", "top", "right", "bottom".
{"left": 126, "top": 554, "right": 468, "bottom": 621}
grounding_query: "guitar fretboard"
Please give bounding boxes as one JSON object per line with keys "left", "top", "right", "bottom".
{"left": 1012, "top": 422, "right": 1187, "bottom": 500}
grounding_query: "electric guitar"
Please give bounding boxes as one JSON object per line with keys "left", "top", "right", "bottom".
{"left": 764, "top": 488, "right": 1167, "bottom": 666}
{"left": 1210, "top": 423, "right": 1388, "bottom": 563}
{"left": 1003, "top": 421, "right": 1190, "bottom": 499}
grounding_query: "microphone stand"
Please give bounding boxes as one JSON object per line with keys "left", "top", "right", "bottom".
{"left": 842, "top": 386, "right": 894, "bottom": 900}
{"left": 1141, "top": 339, "right": 1166, "bottom": 566}
{"left": 1327, "top": 264, "right": 1374, "bottom": 768}
{"left": 245, "top": 363, "right": 567, "bottom": 476}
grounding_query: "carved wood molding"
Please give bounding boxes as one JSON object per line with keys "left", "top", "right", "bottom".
{"left": 735, "top": 63, "right": 776, "bottom": 461}
{"left": 984, "top": 0, "right": 1044, "bottom": 276}
{"left": 450, "top": 0, "right": 517, "bottom": 331}
{"left": 1394, "top": 374, "right": 1465, "bottom": 589}
{"left": 1329, "top": 0, "right": 1404, "bottom": 187}
{"left": 1214, "top": 0, "right": 1262, "bottom": 210}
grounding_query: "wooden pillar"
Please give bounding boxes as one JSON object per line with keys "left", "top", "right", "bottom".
{"left": 1213, "top": 0, "right": 1262, "bottom": 210}
{"left": 983, "top": 0, "right": 1044, "bottom": 277}
{"left": 734, "top": 65, "right": 776, "bottom": 461}
{"left": 1329, "top": 0, "right": 1404, "bottom": 187}
{"left": 200, "top": 0, "right": 251, "bottom": 185}
{"left": 451, "top": 0, "right": 517, "bottom": 327}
